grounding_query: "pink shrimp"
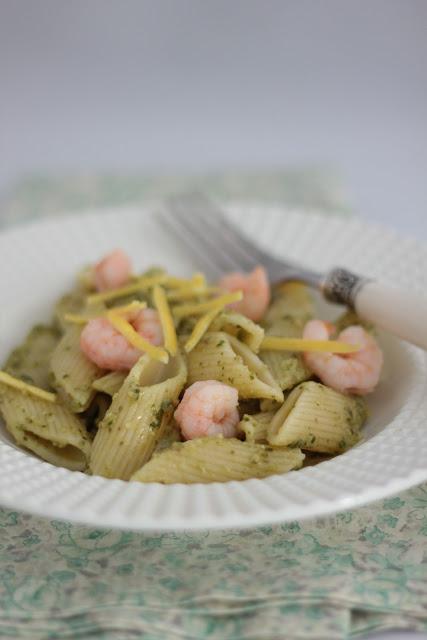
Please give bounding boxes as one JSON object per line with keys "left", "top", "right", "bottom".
{"left": 174, "top": 380, "right": 240, "bottom": 440}
{"left": 302, "top": 319, "right": 383, "bottom": 395}
{"left": 80, "top": 308, "right": 163, "bottom": 371}
{"left": 218, "top": 265, "right": 270, "bottom": 322}
{"left": 93, "top": 249, "right": 132, "bottom": 292}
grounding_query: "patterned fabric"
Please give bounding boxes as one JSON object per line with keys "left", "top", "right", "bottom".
{"left": 0, "top": 170, "right": 350, "bottom": 229}
{"left": 0, "top": 172, "right": 426, "bottom": 640}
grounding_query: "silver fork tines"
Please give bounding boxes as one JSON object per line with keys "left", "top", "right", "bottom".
{"left": 159, "top": 193, "right": 427, "bottom": 352}
{"left": 164, "top": 194, "right": 261, "bottom": 276}
{"left": 160, "top": 193, "right": 322, "bottom": 286}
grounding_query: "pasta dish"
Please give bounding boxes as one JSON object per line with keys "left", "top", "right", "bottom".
{"left": 0, "top": 249, "right": 383, "bottom": 483}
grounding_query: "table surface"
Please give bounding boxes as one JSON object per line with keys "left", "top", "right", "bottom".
{"left": 378, "top": 636, "right": 427, "bottom": 640}
{"left": 0, "top": 2, "right": 426, "bottom": 638}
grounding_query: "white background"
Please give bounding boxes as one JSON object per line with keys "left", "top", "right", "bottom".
{"left": 1, "top": 1, "right": 427, "bottom": 239}
{"left": 1, "top": 2, "right": 427, "bottom": 638}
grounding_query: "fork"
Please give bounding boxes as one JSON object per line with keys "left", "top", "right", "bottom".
{"left": 160, "top": 193, "right": 427, "bottom": 350}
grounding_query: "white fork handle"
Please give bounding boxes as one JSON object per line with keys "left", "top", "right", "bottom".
{"left": 322, "top": 268, "right": 427, "bottom": 350}
{"left": 354, "top": 281, "right": 427, "bottom": 350}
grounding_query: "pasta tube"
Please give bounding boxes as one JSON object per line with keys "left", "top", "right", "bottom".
{"left": 268, "top": 381, "right": 367, "bottom": 453}
{"left": 0, "top": 384, "right": 91, "bottom": 471}
{"left": 50, "top": 325, "right": 104, "bottom": 412}
{"left": 90, "top": 353, "right": 187, "bottom": 479}
{"left": 54, "top": 284, "right": 88, "bottom": 332}
{"left": 210, "top": 311, "right": 265, "bottom": 352}
{"left": 4, "top": 324, "right": 60, "bottom": 390}
{"left": 92, "top": 371, "right": 126, "bottom": 396}
{"left": 238, "top": 411, "right": 276, "bottom": 444}
{"left": 263, "top": 282, "right": 314, "bottom": 328}
{"left": 131, "top": 437, "right": 304, "bottom": 483}
{"left": 260, "top": 318, "right": 311, "bottom": 391}
{"left": 83, "top": 393, "right": 111, "bottom": 435}
{"left": 260, "top": 399, "right": 283, "bottom": 413}
{"left": 186, "top": 332, "right": 283, "bottom": 402}
{"left": 153, "top": 418, "right": 182, "bottom": 454}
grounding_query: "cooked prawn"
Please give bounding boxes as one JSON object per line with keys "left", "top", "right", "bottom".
{"left": 174, "top": 380, "right": 239, "bottom": 440}
{"left": 218, "top": 265, "right": 270, "bottom": 322}
{"left": 93, "top": 249, "right": 132, "bottom": 292}
{"left": 303, "top": 319, "right": 383, "bottom": 395}
{"left": 80, "top": 308, "right": 163, "bottom": 371}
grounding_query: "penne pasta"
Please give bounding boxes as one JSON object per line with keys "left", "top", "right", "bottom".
{"left": 0, "top": 383, "right": 91, "bottom": 471}
{"left": 263, "top": 282, "right": 314, "bottom": 328}
{"left": 238, "top": 411, "right": 276, "bottom": 444}
{"left": 4, "top": 324, "right": 60, "bottom": 390}
{"left": 92, "top": 371, "right": 126, "bottom": 396}
{"left": 268, "top": 381, "right": 367, "bottom": 453}
{"left": 260, "top": 318, "right": 312, "bottom": 391}
{"left": 50, "top": 324, "right": 104, "bottom": 412}
{"left": 260, "top": 398, "right": 283, "bottom": 413}
{"left": 90, "top": 353, "right": 187, "bottom": 479}
{"left": 153, "top": 418, "right": 182, "bottom": 454}
{"left": 83, "top": 393, "right": 111, "bottom": 436}
{"left": 54, "top": 284, "right": 88, "bottom": 332}
{"left": 3, "top": 253, "right": 379, "bottom": 484}
{"left": 186, "top": 332, "right": 284, "bottom": 402}
{"left": 0, "top": 371, "right": 56, "bottom": 403}
{"left": 238, "top": 398, "right": 262, "bottom": 418}
{"left": 131, "top": 437, "right": 304, "bottom": 483}
{"left": 210, "top": 311, "right": 265, "bottom": 352}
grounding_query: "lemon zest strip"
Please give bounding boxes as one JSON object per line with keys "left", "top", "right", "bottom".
{"left": 184, "top": 307, "right": 223, "bottom": 353}
{"left": 0, "top": 371, "right": 57, "bottom": 403}
{"left": 261, "top": 337, "right": 360, "bottom": 354}
{"left": 106, "top": 311, "right": 169, "bottom": 363}
{"left": 63, "top": 301, "right": 146, "bottom": 326}
{"left": 173, "top": 291, "right": 243, "bottom": 319}
{"left": 87, "top": 274, "right": 168, "bottom": 304}
{"left": 152, "top": 286, "right": 178, "bottom": 356}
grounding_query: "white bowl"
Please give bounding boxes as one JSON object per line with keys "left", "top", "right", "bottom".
{"left": 0, "top": 203, "right": 426, "bottom": 531}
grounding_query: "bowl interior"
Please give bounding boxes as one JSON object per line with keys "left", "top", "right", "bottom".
{"left": 0, "top": 219, "right": 419, "bottom": 457}
{"left": 1, "top": 204, "right": 426, "bottom": 530}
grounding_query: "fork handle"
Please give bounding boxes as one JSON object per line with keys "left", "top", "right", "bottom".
{"left": 323, "top": 267, "right": 427, "bottom": 350}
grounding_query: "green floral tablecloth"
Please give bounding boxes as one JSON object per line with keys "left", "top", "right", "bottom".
{"left": 1, "top": 171, "right": 427, "bottom": 640}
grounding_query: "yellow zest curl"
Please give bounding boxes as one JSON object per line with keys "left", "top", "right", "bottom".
{"left": 261, "top": 337, "right": 361, "bottom": 354}
{"left": 87, "top": 274, "right": 168, "bottom": 304}
{"left": 63, "top": 313, "right": 92, "bottom": 325}
{"left": 152, "top": 286, "right": 178, "bottom": 356}
{"left": 173, "top": 291, "right": 243, "bottom": 319}
{"left": 184, "top": 307, "right": 223, "bottom": 353}
{"left": 0, "top": 371, "right": 57, "bottom": 403}
{"left": 165, "top": 273, "right": 206, "bottom": 289}
{"left": 106, "top": 311, "right": 169, "bottom": 363}
{"left": 109, "top": 301, "right": 147, "bottom": 315}
{"left": 167, "top": 285, "right": 220, "bottom": 302}
{"left": 63, "top": 301, "right": 146, "bottom": 326}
